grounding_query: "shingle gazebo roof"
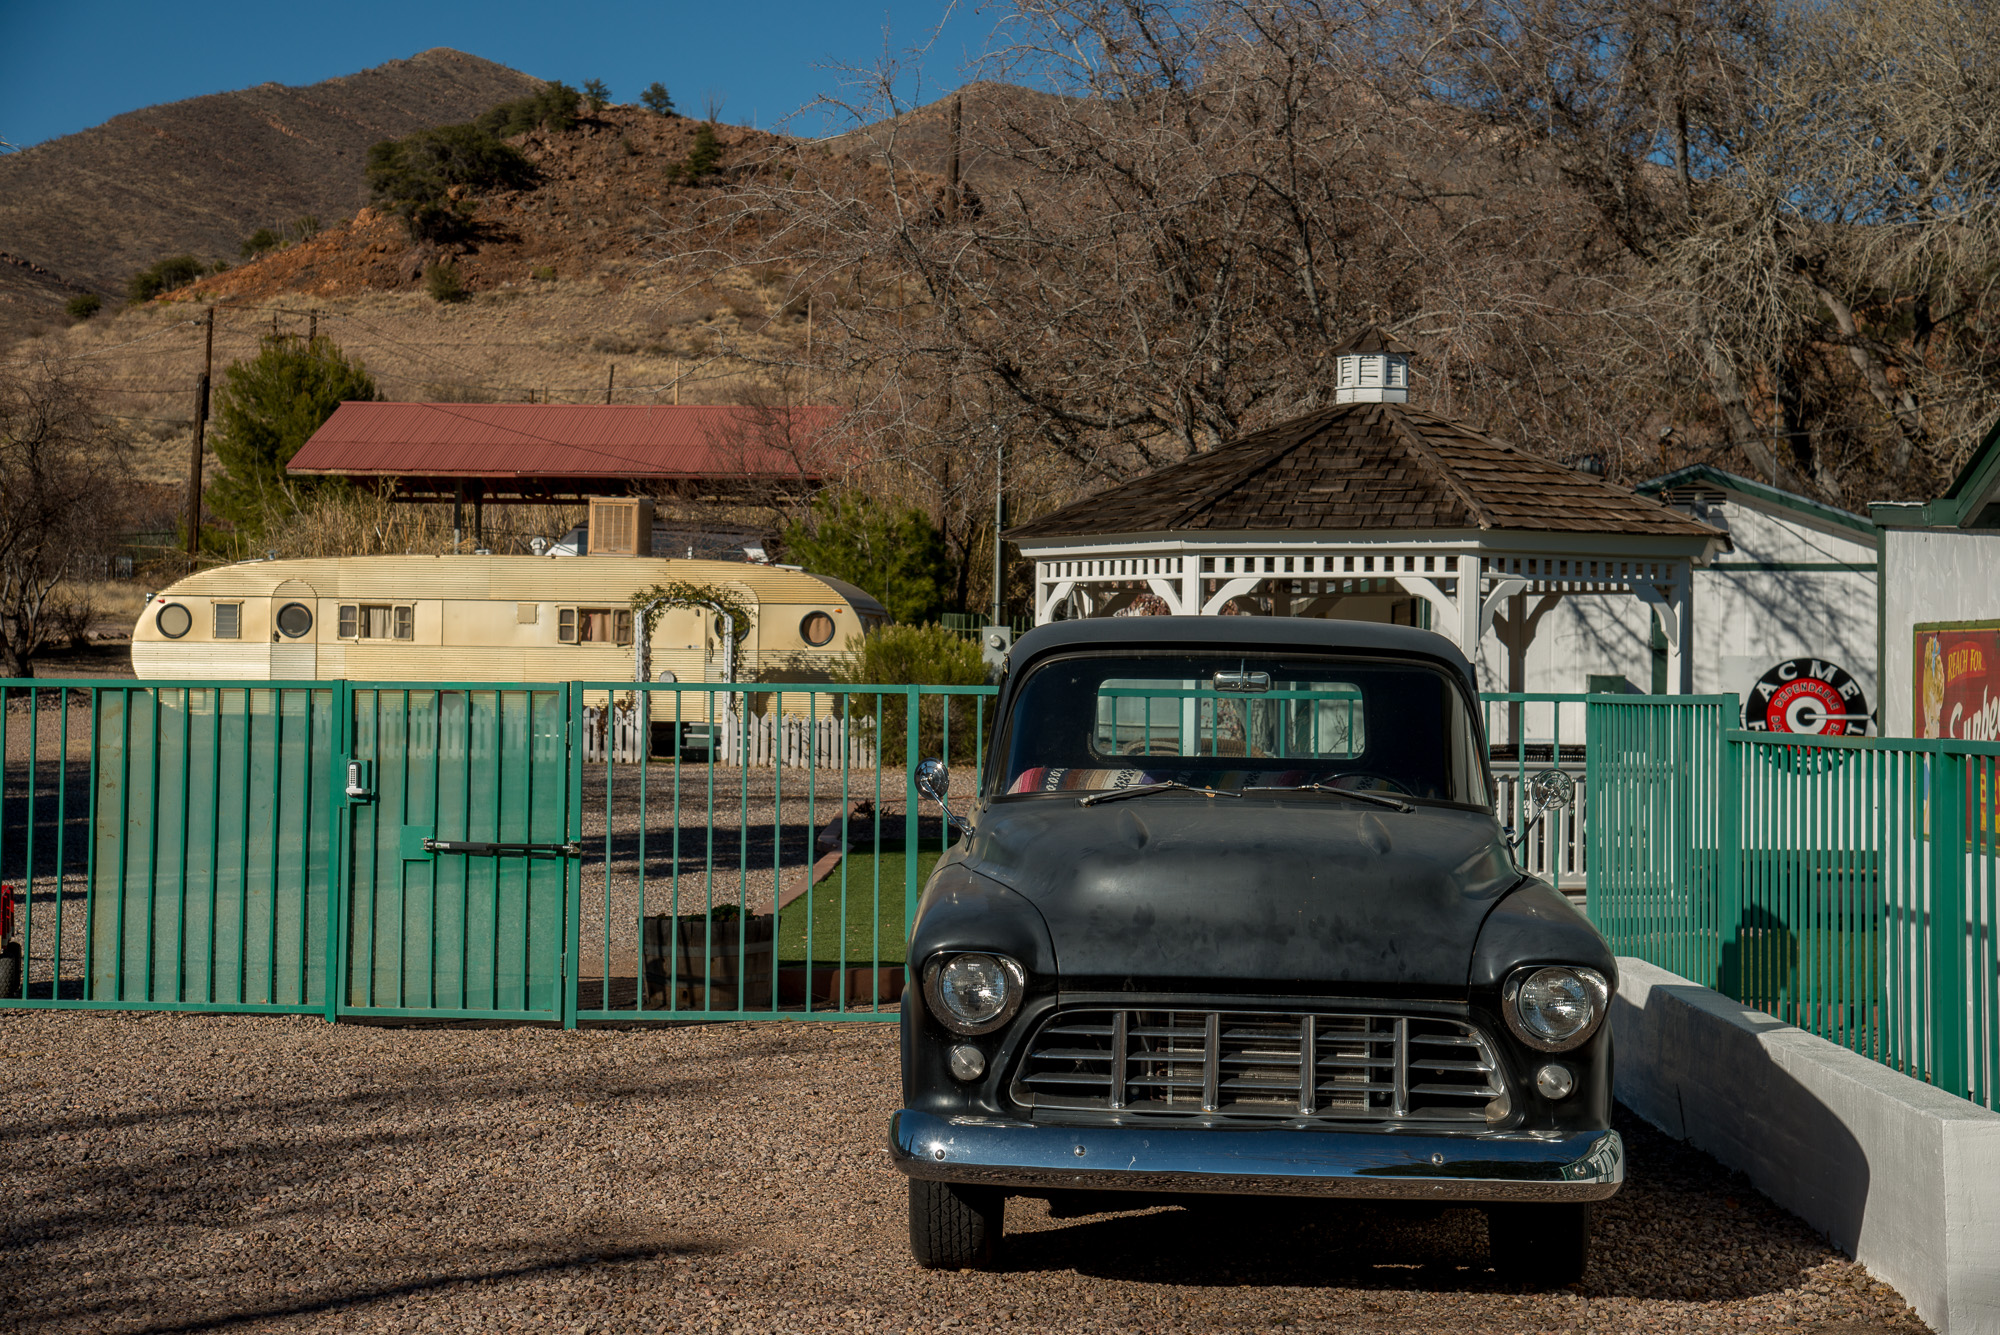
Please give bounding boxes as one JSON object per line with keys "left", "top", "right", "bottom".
{"left": 1003, "top": 391, "right": 1723, "bottom": 695}
{"left": 1008, "top": 402, "right": 1714, "bottom": 540}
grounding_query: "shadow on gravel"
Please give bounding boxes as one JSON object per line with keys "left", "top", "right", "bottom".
{"left": 999, "top": 1107, "right": 1843, "bottom": 1302}
{"left": 116, "top": 1242, "right": 713, "bottom": 1335}
{"left": 0, "top": 1064, "right": 710, "bottom": 1331}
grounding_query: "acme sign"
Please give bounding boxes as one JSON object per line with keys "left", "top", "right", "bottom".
{"left": 1917, "top": 623, "right": 2000, "bottom": 742}
{"left": 1743, "top": 657, "right": 1870, "bottom": 735}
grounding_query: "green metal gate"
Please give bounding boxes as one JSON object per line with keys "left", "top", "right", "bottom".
{"left": 340, "top": 686, "right": 575, "bottom": 1022}
{"left": 1, "top": 680, "right": 577, "bottom": 1023}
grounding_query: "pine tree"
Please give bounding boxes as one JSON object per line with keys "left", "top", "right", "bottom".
{"left": 207, "top": 335, "right": 378, "bottom": 537}
{"left": 641, "top": 81, "right": 676, "bottom": 116}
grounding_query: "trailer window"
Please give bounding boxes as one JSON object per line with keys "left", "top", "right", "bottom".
{"left": 559, "top": 607, "right": 631, "bottom": 645}
{"left": 213, "top": 602, "right": 241, "bottom": 639}
{"left": 337, "top": 603, "right": 415, "bottom": 640}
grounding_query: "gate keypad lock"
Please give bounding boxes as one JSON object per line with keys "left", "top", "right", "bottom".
{"left": 345, "top": 760, "right": 374, "bottom": 802}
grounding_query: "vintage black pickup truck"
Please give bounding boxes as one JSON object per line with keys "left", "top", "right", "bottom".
{"left": 892, "top": 616, "right": 1620, "bottom": 1282}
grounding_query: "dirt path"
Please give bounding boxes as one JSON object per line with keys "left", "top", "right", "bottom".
{"left": 0, "top": 1011, "right": 1925, "bottom": 1334}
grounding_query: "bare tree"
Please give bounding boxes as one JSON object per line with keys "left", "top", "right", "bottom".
{"left": 0, "top": 355, "right": 134, "bottom": 677}
{"left": 675, "top": 0, "right": 1685, "bottom": 588}
{"left": 1420, "top": 0, "right": 2000, "bottom": 503}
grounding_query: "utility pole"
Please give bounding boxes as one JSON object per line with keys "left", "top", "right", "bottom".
{"left": 945, "top": 92, "right": 962, "bottom": 222}
{"left": 802, "top": 297, "right": 812, "bottom": 403}
{"left": 991, "top": 426, "right": 1004, "bottom": 629}
{"left": 605, "top": 364, "right": 616, "bottom": 404}
{"left": 184, "top": 306, "right": 215, "bottom": 560}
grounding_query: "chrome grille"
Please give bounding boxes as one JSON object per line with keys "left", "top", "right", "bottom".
{"left": 1012, "top": 1008, "right": 1504, "bottom": 1124}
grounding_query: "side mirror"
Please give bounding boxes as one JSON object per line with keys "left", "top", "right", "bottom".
{"left": 916, "top": 758, "right": 971, "bottom": 835}
{"left": 1529, "top": 768, "right": 1575, "bottom": 813}
{"left": 1507, "top": 768, "right": 1574, "bottom": 853}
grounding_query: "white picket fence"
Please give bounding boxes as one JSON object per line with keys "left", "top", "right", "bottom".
{"left": 717, "top": 710, "right": 879, "bottom": 769}
{"left": 583, "top": 704, "right": 647, "bottom": 763}
{"left": 584, "top": 702, "right": 879, "bottom": 769}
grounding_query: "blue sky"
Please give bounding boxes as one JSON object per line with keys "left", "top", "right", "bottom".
{"left": 0, "top": 0, "right": 1000, "bottom": 150}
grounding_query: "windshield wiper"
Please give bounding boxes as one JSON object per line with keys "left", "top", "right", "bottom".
{"left": 1243, "top": 782, "right": 1415, "bottom": 814}
{"left": 1077, "top": 781, "right": 1245, "bottom": 807}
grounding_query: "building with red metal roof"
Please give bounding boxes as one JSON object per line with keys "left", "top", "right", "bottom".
{"left": 286, "top": 402, "right": 842, "bottom": 504}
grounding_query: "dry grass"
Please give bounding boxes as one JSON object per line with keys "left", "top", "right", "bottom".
{"left": 24, "top": 283, "right": 809, "bottom": 486}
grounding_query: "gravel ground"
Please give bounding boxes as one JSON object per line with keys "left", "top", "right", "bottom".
{"left": 0, "top": 1011, "right": 1927, "bottom": 1334}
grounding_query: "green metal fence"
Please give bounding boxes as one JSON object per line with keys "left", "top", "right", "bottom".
{"left": 1586, "top": 694, "right": 2000, "bottom": 1112}
{"left": 0, "top": 678, "right": 1001, "bottom": 1028}
{"left": 38, "top": 671, "right": 1991, "bottom": 1105}
{"left": 569, "top": 682, "right": 994, "bottom": 1023}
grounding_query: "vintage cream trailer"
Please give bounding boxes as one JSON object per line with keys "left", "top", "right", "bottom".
{"left": 132, "top": 556, "right": 887, "bottom": 704}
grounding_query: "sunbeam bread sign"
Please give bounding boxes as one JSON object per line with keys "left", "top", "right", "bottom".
{"left": 1743, "top": 657, "right": 1871, "bottom": 735}
{"left": 1916, "top": 623, "right": 2000, "bottom": 742}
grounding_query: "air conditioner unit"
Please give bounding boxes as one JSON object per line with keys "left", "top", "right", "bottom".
{"left": 587, "top": 497, "right": 654, "bottom": 556}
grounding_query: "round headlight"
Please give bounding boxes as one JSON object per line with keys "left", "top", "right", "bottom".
{"left": 1502, "top": 965, "right": 1610, "bottom": 1051}
{"left": 922, "top": 952, "right": 1025, "bottom": 1036}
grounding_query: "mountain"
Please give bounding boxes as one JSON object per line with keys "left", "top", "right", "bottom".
{"left": 0, "top": 49, "right": 545, "bottom": 348}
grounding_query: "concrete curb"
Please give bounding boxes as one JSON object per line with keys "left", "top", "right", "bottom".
{"left": 1612, "top": 956, "right": 2000, "bottom": 1335}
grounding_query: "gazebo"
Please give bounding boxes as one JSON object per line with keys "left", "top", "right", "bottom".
{"left": 1004, "top": 330, "right": 1725, "bottom": 693}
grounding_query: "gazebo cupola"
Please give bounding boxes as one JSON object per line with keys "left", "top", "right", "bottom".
{"left": 1333, "top": 326, "right": 1412, "bottom": 404}
{"left": 1004, "top": 326, "right": 1725, "bottom": 693}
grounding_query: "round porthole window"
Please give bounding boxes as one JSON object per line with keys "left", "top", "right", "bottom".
{"left": 155, "top": 604, "right": 192, "bottom": 639}
{"left": 800, "top": 610, "right": 837, "bottom": 647}
{"left": 276, "top": 602, "right": 313, "bottom": 639}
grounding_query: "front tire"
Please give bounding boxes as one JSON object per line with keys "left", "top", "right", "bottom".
{"left": 1486, "top": 1202, "right": 1591, "bottom": 1286}
{"left": 908, "top": 1178, "right": 1004, "bottom": 1270}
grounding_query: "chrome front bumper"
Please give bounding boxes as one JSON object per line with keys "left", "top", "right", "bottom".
{"left": 889, "top": 1110, "right": 1624, "bottom": 1202}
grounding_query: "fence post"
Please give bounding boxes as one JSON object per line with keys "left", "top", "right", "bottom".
{"left": 905, "top": 685, "right": 921, "bottom": 931}
{"left": 563, "top": 682, "right": 583, "bottom": 1030}
{"left": 325, "top": 680, "right": 351, "bottom": 1023}
{"left": 1929, "top": 749, "right": 1968, "bottom": 1096}
{"left": 1718, "top": 723, "right": 1743, "bottom": 999}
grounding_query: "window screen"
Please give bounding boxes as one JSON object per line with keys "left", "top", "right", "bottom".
{"left": 1093, "top": 677, "right": 1364, "bottom": 759}
{"left": 213, "top": 603, "right": 241, "bottom": 639}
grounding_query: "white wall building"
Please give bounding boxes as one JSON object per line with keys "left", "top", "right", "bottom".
{"left": 1871, "top": 423, "right": 2000, "bottom": 738}
{"left": 1501, "top": 466, "right": 1880, "bottom": 732}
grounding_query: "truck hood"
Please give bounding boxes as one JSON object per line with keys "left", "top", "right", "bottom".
{"left": 952, "top": 793, "right": 1520, "bottom": 994}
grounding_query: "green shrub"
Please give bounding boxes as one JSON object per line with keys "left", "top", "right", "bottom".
{"left": 207, "top": 334, "right": 378, "bottom": 539}
{"left": 366, "top": 123, "right": 536, "bottom": 242}
{"left": 126, "top": 254, "right": 206, "bottom": 304}
{"left": 530, "top": 265, "right": 556, "bottom": 282}
{"left": 425, "top": 261, "right": 469, "bottom": 304}
{"left": 780, "top": 490, "right": 952, "bottom": 625}
{"left": 583, "top": 78, "right": 610, "bottom": 112}
{"left": 475, "top": 81, "right": 580, "bottom": 138}
{"left": 665, "top": 123, "right": 723, "bottom": 183}
{"left": 641, "top": 81, "right": 676, "bottom": 115}
{"left": 241, "top": 228, "right": 280, "bottom": 258}
{"left": 831, "top": 623, "right": 991, "bottom": 758}
{"left": 65, "top": 293, "right": 101, "bottom": 320}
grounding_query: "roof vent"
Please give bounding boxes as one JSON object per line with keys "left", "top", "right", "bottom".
{"left": 1332, "top": 326, "right": 1412, "bottom": 404}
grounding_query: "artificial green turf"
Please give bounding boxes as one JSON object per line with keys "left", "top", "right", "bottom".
{"left": 774, "top": 847, "right": 943, "bottom": 967}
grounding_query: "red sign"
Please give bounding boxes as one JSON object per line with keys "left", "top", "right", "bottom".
{"left": 1744, "top": 658, "right": 1870, "bottom": 734}
{"left": 1916, "top": 624, "right": 2000, "bottom": 742}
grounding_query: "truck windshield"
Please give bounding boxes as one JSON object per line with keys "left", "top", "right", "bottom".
{"left": 995, "top": 653, "right": 1488, "bottom": 807}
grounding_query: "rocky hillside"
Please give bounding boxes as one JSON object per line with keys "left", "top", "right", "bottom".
{"left": 0, "top": 49, "right": 543, "bottom": 347}
{"left": 12, "top": 104, "right": 925, "bottom": 491}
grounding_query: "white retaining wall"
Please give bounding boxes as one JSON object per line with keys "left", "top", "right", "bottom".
{"left": 1612, "top": 957, "right": 2000, "bottom": 1335}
